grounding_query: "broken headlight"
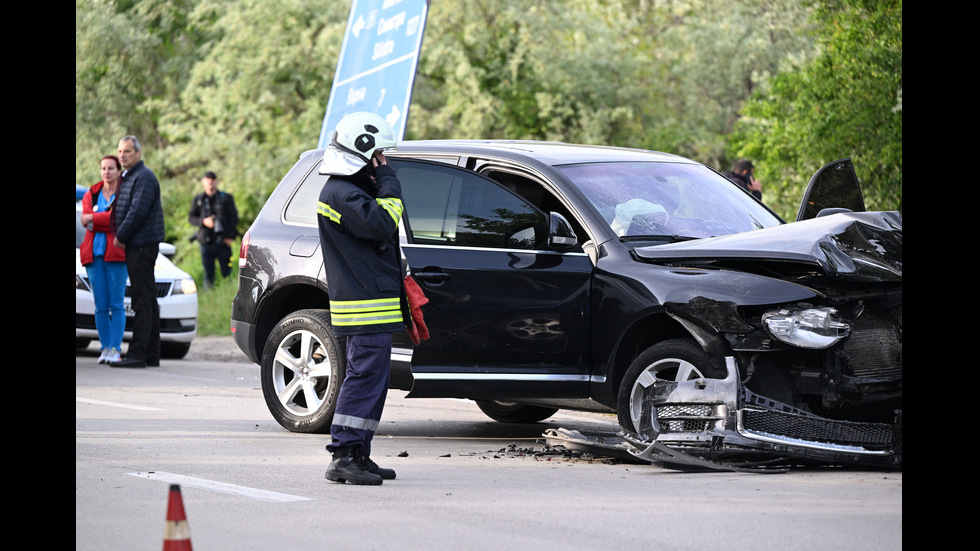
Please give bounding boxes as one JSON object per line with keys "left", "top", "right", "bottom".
{"left": 762, "top": 306, "right": 849, "bottom": 349}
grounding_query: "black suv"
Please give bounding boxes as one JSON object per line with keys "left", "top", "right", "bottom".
{"left": 232, "top": 141, "right": 902, "bottom": 467}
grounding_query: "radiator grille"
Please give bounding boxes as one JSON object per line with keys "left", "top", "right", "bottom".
{"left": 81, "top": 277, "right": 173, "bottom": 298}
{"left": 843, "top": 302, "right": 902, "bottom": 378}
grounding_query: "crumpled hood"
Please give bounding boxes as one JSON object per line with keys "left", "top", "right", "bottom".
{"left": 633, "top": 211, "right": 902, "bottom": 282}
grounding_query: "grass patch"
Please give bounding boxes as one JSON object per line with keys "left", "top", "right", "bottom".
{"left": 196, "top": 274, "right": 238, "bottom": 337}
{"left": 175, "top": 251, "right": 239, "bottom": 338}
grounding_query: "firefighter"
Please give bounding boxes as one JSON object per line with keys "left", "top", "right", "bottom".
{"left": 317, "top": 112, "right": 406, "bottom": 485}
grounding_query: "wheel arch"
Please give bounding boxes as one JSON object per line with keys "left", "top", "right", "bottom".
{"left": 605, "top": 311, "right": 727, "bottom": 406}
{"left": 254, "top": 276, "right": 330, "bottom": 358}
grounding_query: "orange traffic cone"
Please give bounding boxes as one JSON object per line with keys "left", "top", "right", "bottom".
{"left": 163, "top": 484, "right": 193, "bottom": 551}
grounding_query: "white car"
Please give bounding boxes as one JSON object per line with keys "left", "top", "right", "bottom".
{"left": 75, "top": 195, "right": 198, "bottom": 359}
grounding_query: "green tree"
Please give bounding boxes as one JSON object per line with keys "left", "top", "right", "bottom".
{"left": 413, "top": 0, "right": 817, "bottom": 171}
{"left": 630, "top": 0, "right": 818, "bottom": 167}
{"left": 414, "top": 0, "right": 659, "bottom": 144}
{"left": 76, "top": 0, "right": 202, "bottom": 185}
{"left": 153, "top": 0, "right": 350, "bottom": 252}
{"left": 728, "top": 0, "right": 902, "bottom": 220}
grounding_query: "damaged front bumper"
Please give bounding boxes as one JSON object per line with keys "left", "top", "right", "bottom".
{"left": 621, "top": 358, "right": 902, "bottom": 471}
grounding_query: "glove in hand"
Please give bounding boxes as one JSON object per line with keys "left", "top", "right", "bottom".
{"left": 404, "top": 275, "right": 430, "bottom": 345}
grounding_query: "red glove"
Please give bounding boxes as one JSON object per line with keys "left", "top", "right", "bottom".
{"left": 404, "top": 275, "right": 430, "bottom": 345}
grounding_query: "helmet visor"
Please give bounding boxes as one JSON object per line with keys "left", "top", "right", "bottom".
{"left": 319, "top": 146, "right": 367, "bottom": 176}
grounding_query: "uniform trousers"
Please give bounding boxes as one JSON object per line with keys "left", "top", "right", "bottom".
{"left": 326, "top": 333, "right": 392, "bottom": 456}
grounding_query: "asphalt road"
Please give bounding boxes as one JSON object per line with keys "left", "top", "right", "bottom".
{"left": 76, "top": 338, "right": 902, "bottom": 550}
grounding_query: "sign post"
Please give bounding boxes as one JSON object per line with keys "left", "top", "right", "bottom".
{"left": 318, "top": 0, "right": 429, "bottom": 147}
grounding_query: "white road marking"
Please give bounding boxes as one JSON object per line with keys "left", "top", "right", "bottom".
{"left": 127, "top": 471, "right": 313, "bottom": 502}
{"left": 76, "top": 397, "right": 161, "bottom": 411}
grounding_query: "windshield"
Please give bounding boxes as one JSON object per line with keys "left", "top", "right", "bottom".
{"left": 558, "top": 162, "right": 782, "bottom": 240}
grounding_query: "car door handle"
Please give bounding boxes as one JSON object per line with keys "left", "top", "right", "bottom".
{"left": 413, "top": 269, "right": 450, "bottom": 286}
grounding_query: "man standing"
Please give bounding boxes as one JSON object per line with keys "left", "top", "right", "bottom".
{"left": 111, "top": 135, "right": 165, "bottom": 368}
{"left": 188, "top": 171, "right": 239, "bottom": 287}
{"left": 725, "top": 159, "right": 763, "bottom": 201}
{"left": 317, "top": 112, "right": 404, "bottom": 485}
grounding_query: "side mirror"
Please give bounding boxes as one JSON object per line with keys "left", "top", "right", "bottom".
{"left": 547, "top": 212, "right": 578, "bottom": 250}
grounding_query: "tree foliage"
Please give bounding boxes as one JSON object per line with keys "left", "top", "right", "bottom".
{"left": 728, "top": 0, "right": 902, "bottom": 219}
{"left": 76, "top": 0, "right": 900, "bottom": 273}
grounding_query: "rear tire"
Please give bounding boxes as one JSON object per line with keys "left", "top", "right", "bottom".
{"left": 261, "top": 309, "right": 346, "bottom": 433}
{"left": 475, "top": 400, "right": 558, "bottom": 423}
{"left": 616, "top": 339, "right": 725, "bottom": 437}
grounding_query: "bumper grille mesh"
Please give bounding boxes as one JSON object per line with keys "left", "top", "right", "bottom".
{"left": 76, "top": 314, "right": 193, "bottom": 333}
{"left": 657, "top": 404, "right": 716, "bottom": 433}
{"left": 742, "top": 409, "right": 895, "bottom": 450}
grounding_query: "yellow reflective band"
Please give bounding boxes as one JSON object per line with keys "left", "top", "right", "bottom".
{"left": 330, "top": 297, "right": 400, "bottom": 312}
{"left": 376, "top": 197, "right": 403, "bottom": 224}
{"left": 330, "top": 298, "right": 402, "bottom": 326}
{"left": 317, "top": 201, "right": 341, "bottom": 223}
{"left": 331, "top": 311, "right": 404, "bottom": 326}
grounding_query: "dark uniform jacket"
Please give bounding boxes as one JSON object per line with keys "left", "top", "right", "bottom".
{"left": 317, "top": 164, "right": 406, "bottom": 336}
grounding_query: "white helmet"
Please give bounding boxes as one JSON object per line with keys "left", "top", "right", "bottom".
{"left": 320, "top": 112, "right": 397, "bottom": 175}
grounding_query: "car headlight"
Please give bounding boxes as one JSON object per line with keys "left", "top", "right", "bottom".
{"left": 172, "top": 278, "right": 198, "bottom": 295}
{"left": 762, "top": 306, "right": 849, "bottom": 349}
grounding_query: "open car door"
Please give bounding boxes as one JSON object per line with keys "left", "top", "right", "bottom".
{"left": 796, "top": 158, "right": 866, "bottom": 221}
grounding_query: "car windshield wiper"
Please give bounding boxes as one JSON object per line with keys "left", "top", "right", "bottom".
{"left": 619, "top": 234, "right": 701, "bottom": 243}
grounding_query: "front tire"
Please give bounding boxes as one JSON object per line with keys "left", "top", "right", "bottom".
{"left": 475, "top": 400, "right": 558, "bottom": 423}
{"left": 616, "top": 339, "right": 725, "bottom": 436}
{"left": 261, "top": 309, "right": 346, "bottom": 433}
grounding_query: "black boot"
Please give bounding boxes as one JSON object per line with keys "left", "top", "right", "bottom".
{"left": 325, "top": 447, "right": 383, "bottom": 485}
{"left": 353, "top": 447, "right": 396, "bottom": 480}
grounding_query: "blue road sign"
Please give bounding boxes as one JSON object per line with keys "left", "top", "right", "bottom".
{"left": 318, "top": 0, "right": 429, "bottom": 147}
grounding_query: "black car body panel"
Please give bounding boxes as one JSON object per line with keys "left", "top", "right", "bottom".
{"left": 232, "top": 141, "right": 901, "bottom": 467}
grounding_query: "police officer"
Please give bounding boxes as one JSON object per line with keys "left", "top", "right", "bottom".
{"left": 317, "top": 112, "right": 405, "bottom": 485}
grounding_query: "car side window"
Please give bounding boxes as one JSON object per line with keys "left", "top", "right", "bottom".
{"left": 391, "top": 160, "right": 547, "bottom": 250}
{"left": 284, "top": 168, "right": 327, "bottom": 225}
